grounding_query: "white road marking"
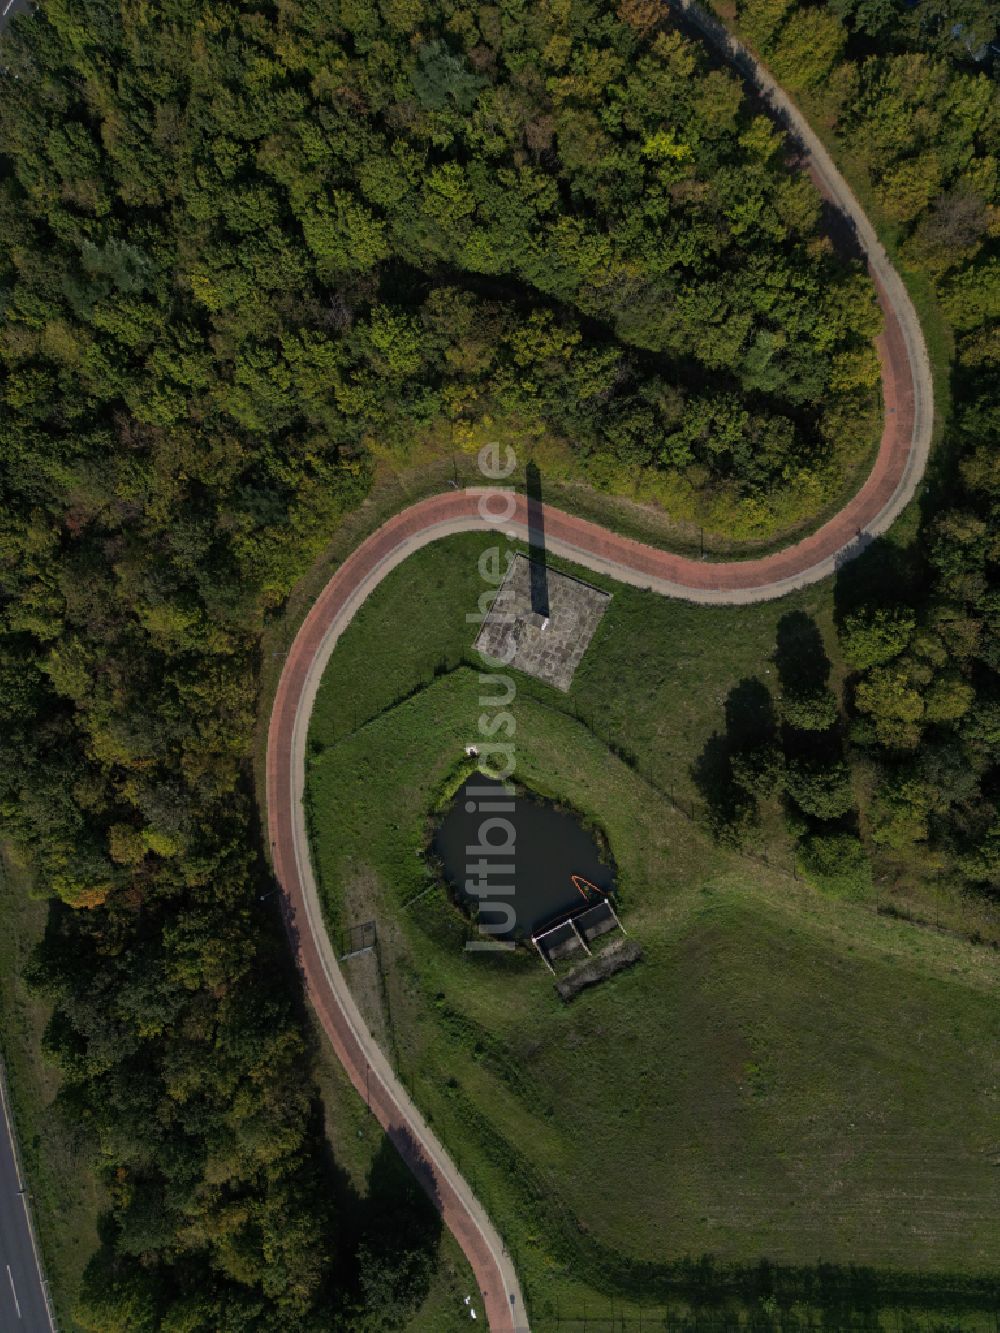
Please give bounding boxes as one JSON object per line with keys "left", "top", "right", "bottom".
{"left": 0, "top": 1064, "right": 55, "bottom": 1330}
{"left": 7, "top": 1265, "right": 21, "bottom": 1319}
{"left": 2, "top": 1, "right": 16, "bottom": 18}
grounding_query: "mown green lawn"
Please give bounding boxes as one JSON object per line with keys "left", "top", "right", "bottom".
{"left": 309, "top": 530, "right": 840, "bottom": 807}
{"left": 305, "top": 538, "right": 999, "bottom": 1330}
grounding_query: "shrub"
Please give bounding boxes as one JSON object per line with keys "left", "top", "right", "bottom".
{"left": 798, "top": 832, "right": 873, "bottom": 901}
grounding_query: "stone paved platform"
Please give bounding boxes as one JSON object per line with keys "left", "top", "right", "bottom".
{"left": 473, "top": 554, "right": 610, "bottom": 691}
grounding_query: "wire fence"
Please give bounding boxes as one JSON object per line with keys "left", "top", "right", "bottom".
{"left": 526, "top": 1311, "right": 1000, "bottom": 1332}
{"left": 338, "top": 918, "right": 377, "bottom": 959}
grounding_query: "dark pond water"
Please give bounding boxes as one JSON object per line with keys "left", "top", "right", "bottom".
{"left": 432, "top": 775, "right": 615, "bottom": 940}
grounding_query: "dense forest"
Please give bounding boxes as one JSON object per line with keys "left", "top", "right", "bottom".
{"left": 1, "top": 0, "right": 885, "bottom": 546}
{"left": 725, "top": 0, "right": 999, "bottom": 897}
{"left": 0, "top": 0, "right": 996, "bottom": 1328}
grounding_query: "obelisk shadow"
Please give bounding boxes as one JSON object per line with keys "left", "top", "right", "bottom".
{"left": 526, "top": 461, "right": 549, "bottom": 618}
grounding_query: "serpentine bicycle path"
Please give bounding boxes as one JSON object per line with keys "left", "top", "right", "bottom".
{"left": 266, "top": 7, "right": 933, "bottom": 1330}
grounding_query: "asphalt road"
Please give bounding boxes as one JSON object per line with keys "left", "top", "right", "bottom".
{"left": 0, "top": 1068, "right": 53, "bottom": 1332}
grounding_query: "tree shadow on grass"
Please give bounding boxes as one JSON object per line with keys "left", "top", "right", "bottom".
{"left": 833, "top": 533, "right": 920, "bottom": 630}
{"left": 692, "top": 677, "right": 776, "bottom": 840}
{"left": 348, "top": 1133, "right": 443, "bottom": 1329}
{"left": 691, "top": 732, "right": 746, "bottom": 837}
{"left": 725, "top": 675, "right": 778, "bottom": 750}
{"left": 773, "top": 613, "right": 847, "bottom": 771}
{"left": 774, "top": 610, "right": 830, "bottom": 695}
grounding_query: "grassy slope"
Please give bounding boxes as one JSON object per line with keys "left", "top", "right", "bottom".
{"left": 307, "top": 532, "right": 838, "bottom": 785}
{"left": 305, "top": 539, "right": 999, "bottom": 1326}
{"left": 310, "top": 531, "right": 995, "bottom": 940}
{"left": 0, "top": 852, "right": 102, "bottom": 1332}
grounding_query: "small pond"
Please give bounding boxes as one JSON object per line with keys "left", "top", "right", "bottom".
{"left": 431, "top": 774, "right": 615, "bottom": 940}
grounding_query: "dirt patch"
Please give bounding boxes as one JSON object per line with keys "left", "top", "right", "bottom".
{"left": 340, "top": 866, "right": 391, "bottom": 1055}
{"left": 556, "top": 938, "right": 643, "bottom": 1002}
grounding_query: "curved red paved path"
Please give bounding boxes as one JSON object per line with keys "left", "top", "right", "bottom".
{"left": 266, "top": 12, "right": 934, "bottom": 1330}
{"left": 267, "top": 533, "right": 527, "bottom": 1331}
